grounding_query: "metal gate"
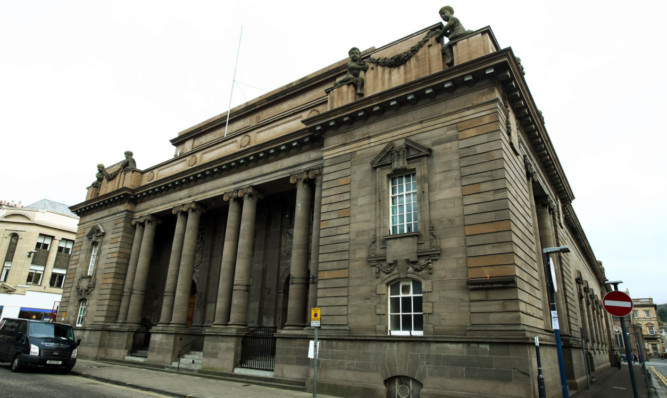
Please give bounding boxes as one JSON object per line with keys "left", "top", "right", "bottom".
{"left": 239, "top": 327, "right": 276, "bottom": 371}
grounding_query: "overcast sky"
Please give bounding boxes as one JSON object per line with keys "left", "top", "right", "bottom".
{"left": 1, "top": 1, "right": 665, "bottom": 303}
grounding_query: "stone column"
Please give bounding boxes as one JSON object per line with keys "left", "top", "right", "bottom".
{"left": 284, "top": 173, "right": 313, "bottom": 329}
{"left": 227, "top": 187, "right": 260, "bottom": 327}
{"left": 170, "top": 203, "right": 203, "bottom": 326}
{"left": 127, "top": 216, "right": 158, "bottom": 324}
{"left": 307, "top": 172, "right": 322, "bottom": 317}
{"left": 212, "top": 194, "right": 242, "bottom": 326}
{"left": 117, "top": 221, "right": 145, "bottom": 323}
{"left": 158, "top": 207, "right": 188, "bottom": 324}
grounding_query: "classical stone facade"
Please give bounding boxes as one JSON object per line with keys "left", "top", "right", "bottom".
{"left": 60, "top": 22, "right": 613, "bottom": 398}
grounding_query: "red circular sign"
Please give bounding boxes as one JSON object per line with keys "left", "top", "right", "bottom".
{"left": 603, "top": 291, "right": 633, "bottom": 317}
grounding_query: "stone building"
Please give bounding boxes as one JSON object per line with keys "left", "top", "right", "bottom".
{"left": 631, "top": 298, "right": 663, "bottom": 358}
{"left": 60, "top": 17, "right": 613, "bottom": 398}
{"left": 0, "top": 199, "right": 78, "bottom": 321}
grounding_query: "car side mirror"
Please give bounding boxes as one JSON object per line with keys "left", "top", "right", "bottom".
{"left": 76, "top": 338, "right": 81, "bottom": 347}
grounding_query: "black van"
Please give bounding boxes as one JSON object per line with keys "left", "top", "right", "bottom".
{"left": 0, "top": 318, "right": 80, "bottom": 373}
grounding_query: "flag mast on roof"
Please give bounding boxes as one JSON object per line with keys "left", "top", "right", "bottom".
{"left": 224, "top": 26, "right": 243, "bottom": 138}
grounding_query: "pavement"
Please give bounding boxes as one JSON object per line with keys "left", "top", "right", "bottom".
{"left": 575, "top": 360, "right": 665, "bottom": 398}
{"left": 71, "top": 358, "right": 340, "bottom": 398}
{"left": 69, "top": 358, "right": 667, "bottom": 398}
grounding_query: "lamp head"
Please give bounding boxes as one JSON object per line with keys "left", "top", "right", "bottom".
{"left": 542, "top": 246, "right": 570, "bottom": 254}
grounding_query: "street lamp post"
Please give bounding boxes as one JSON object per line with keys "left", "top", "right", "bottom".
{"left": 543, "top": 246, "right": 570, "bottom": 398}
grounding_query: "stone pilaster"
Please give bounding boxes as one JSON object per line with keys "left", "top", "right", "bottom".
{"left": 170, "top": 203, "right": 203, "bottom": 326}
{"left": 307, "top": 171, "right": 323, "bottom": 315}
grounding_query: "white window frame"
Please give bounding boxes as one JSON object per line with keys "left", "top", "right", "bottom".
{"left": 26, "top": 265, "right": 45, "bottom": 285}
{"left": 49, "top": 269, "right": 66, "bottom": 288}
{"left": 87, "top": 242, "right": 99, "bottom": 276}
{"left": 57, "top": 239, "right": 74, "bottom": 254}
{"left": 390, "top": 173, "right": 418, "bottom": 235}
{"left": 35, "top": 234, "right": 53, "bottom": 251}
{"left": 1, "top": 261, "right": 10, "bottom": 282}
{"left": 76, "top": 299, "right": 87, "bottom": 327}
{"left": 388, "top": 279, "right": 423, "bottom": 336}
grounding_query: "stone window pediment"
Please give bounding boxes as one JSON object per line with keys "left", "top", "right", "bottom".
{"left": 371, "top": 138, "right": 431, "bottom": 171}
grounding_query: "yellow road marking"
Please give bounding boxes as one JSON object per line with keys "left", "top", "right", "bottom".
{"left": 650, "top": 366, "right": 667, "bottom": 386}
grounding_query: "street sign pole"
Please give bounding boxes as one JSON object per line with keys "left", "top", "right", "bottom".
{"left": 604, "top": 285, "right": 638, "bottom": 398}
{"left": 543, "top": 252, "right": 568, "bottom": 398}
{"left": 311, "top": 308, "right": 321, "bottom": 398}
{"left": 313, "top": 326, "right": 318, "bottom": 398}
{"left": 535, "top": 336, "right": 546, "bottom": 398}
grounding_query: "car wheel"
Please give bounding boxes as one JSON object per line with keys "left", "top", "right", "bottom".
{"left": 10, "top": 355, "right": 22, "bottom": 372}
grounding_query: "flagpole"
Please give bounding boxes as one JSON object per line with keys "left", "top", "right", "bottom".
{"left": 224, "top": 26, "right": 243, "bottom": 137}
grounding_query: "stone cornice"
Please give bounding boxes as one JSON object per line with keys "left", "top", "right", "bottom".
{"left": 71, "top": 129, "right": 320, "bottom": 216}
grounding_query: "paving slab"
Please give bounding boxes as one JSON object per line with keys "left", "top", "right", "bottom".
{"left": 72, "top": 359, "right": 340, "bottom": 398}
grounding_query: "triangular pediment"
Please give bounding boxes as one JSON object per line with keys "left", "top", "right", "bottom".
{"left": 371, "top": 138, "right": 430, "bottom": 169}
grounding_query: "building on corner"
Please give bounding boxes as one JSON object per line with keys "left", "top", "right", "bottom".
{"left": 59, "top": 16, "right": 614, "bottom": 398}
{"left": 0, "top": 199, "right": 78, "bottom": 321}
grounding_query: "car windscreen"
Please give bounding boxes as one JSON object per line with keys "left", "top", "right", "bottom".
{"left": 28, "top": 323, "right": 74, "bottom": 341}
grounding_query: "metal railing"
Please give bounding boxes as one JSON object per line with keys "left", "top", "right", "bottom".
{"left": 239, "top": 327, "right": 276, "bottom": 371}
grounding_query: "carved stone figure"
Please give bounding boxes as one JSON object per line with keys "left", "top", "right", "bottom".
{"left": 333, "top": 47, "right": 368, "bottom": 96}
{"left": 120, "top": 151, "right": 137, "bottom": 172}
{"left": 438, "top": 6, "right": 471, "bottom": 66}
{"left": 108, "top": 151, "right": 138, "bottom": 179}
{"left": 91, "top": 164, "right": 111, "bottom": 188}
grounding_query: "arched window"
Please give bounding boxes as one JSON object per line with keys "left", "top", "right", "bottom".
{"left": 76, "top": 299, "right": 87, "bottom": 327}
{"left": 1, "top": 234, "right": 18, "bottom": 282}
{"left": 388, "top": 280, "right": 423, "bottom": 336}
{"left": 614, "top": 328, "right": 624, "bottom": 348}
{"left": 87, "top": 242, "right": 98, "bottom": 276}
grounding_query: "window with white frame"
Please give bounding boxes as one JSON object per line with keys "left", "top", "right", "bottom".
{"left": 57, "top": 239, "right": 73, "bottom": 254}
{"left": 0, "top": 262, "right": 10, "bottom": 282}
{"left": 49, "top": 269, "right": 66, "bottom": 288}
{"left": 644, "top": 310, "right": 651, "bottom": 318}
{"left": 76, "top": 299, "right": 87, "bottom": 326}
{"left": 647, "top": 324, "right": 655, "bottom": 335}
{"left": 388, "top": 279, "right": 423, "bottom": 335}
{"left": 87, "top": 242, "right": 99, "bottom": 276}
{"left": 35, "top": 234, "right": 52, "bottom": 251}
{"left": 390, "top": 173, "right": 418, "bottom": 235}
{"left": 26, "top": 265, "right": 44, "bottom": 285}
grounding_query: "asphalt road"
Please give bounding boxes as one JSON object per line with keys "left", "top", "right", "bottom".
{"left": 0, "top": 363, "right": 173, "bottom": 398}
{"left": 648, "top": 360, "right": 667, "bottom": 396}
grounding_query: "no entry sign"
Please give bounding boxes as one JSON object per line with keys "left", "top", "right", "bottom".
{"left": 603, "top": 291, "right": 633, "bottom": 317}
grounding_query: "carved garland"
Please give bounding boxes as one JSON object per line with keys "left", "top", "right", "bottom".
{"left": 366, "top": 29, "right": 440, "bottom": 68}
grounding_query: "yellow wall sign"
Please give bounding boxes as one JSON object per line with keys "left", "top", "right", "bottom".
{"left": 311, "top": 307, "right": 321, "bottom": 321}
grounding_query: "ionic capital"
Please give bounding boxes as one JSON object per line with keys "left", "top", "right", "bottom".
{"left": 289, "top": 169, "right": 322, "bottom": 184}
{"left": 172, "top": 202, "right": 203, "bottom": 214}
{"left": 237, "top": 186, "right": 263, "bottom": 200}
{"left": 132, "top": 214, "right": 158, "bottom": 226}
